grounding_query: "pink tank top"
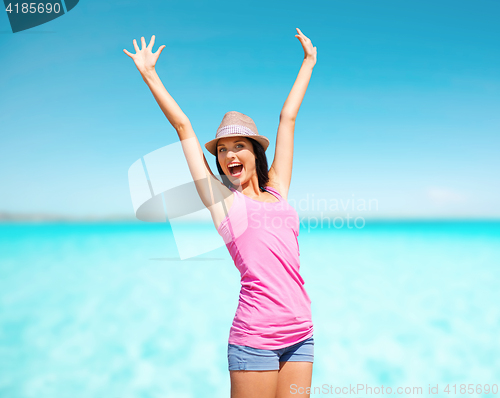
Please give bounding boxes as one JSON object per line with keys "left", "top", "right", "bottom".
{"left": 217, "top": 185, "right": 314, "bottom": 350}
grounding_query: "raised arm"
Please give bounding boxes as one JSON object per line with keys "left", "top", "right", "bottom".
{"left": 123, "top": 35, "right": 231, "bottom": 213}
{"left": 268, "top": 28, "right": 317, "bottom": 199}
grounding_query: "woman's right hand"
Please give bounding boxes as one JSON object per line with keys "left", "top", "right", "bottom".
{"left": 123, "top": 35, "right": 165, "bottom": 75}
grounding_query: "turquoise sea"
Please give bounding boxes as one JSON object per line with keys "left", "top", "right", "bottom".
{"left": 1, "top": 220, "right": 499, "bottom": 397}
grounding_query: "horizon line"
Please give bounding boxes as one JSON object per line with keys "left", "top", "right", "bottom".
{"left": 1, "top": 212, "right": 499, "bottom": 223}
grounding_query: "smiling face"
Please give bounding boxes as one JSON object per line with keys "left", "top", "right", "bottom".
{"left": 216, "top": 137, "right": 257, "bottom": 186}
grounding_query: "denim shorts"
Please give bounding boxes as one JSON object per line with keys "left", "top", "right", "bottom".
{"left": 228, "top": 336, "right": 314, "bottom": 371}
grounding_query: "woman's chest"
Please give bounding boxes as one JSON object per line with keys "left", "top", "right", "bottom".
{"left": 243, "top": 199, "right": 300, "bottom": 237}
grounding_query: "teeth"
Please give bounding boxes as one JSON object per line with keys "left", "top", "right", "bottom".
{"left": 228, "top": 163, "right": 242, "bottom": 168}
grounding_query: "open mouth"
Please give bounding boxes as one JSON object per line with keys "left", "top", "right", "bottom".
{"left": 228, "top": 163, "right": 243, "bottom": 177}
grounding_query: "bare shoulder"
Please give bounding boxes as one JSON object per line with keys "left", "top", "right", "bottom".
{"left": 266, "top": 172, "right": 288, "bottom": 199}
{"left": 208, "top": 181, "right": 236, "bottom": 230}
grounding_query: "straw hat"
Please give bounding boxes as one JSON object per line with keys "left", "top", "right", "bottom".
{"left": 204, "top": 111, "right": 270, "bottom": 156}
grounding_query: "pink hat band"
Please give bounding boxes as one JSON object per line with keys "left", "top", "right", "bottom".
{"left": 216, "top": 125, "right": 257, "bottom": 138}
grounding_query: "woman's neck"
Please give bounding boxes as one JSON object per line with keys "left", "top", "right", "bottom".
{"left": 237, "top": 176, "right": 263, "bottom": 196}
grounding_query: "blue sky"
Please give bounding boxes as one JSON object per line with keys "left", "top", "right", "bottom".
{"left": 0, "top": 0, "right": 499, "bottom": 218}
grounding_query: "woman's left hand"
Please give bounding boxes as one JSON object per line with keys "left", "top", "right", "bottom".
{"left": 295, "top": 28, "right": 317, "bottom": 65}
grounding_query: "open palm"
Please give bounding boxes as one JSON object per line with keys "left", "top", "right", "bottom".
{"left": 295, "top": 28, "right": 317, "bottom": 65}
{"left": 123, "top": 35, "right": 165, "bottom": 74}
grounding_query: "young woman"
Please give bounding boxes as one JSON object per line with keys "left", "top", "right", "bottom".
{"left": 124, "top": 28, "right": 317, "bottom": 398}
